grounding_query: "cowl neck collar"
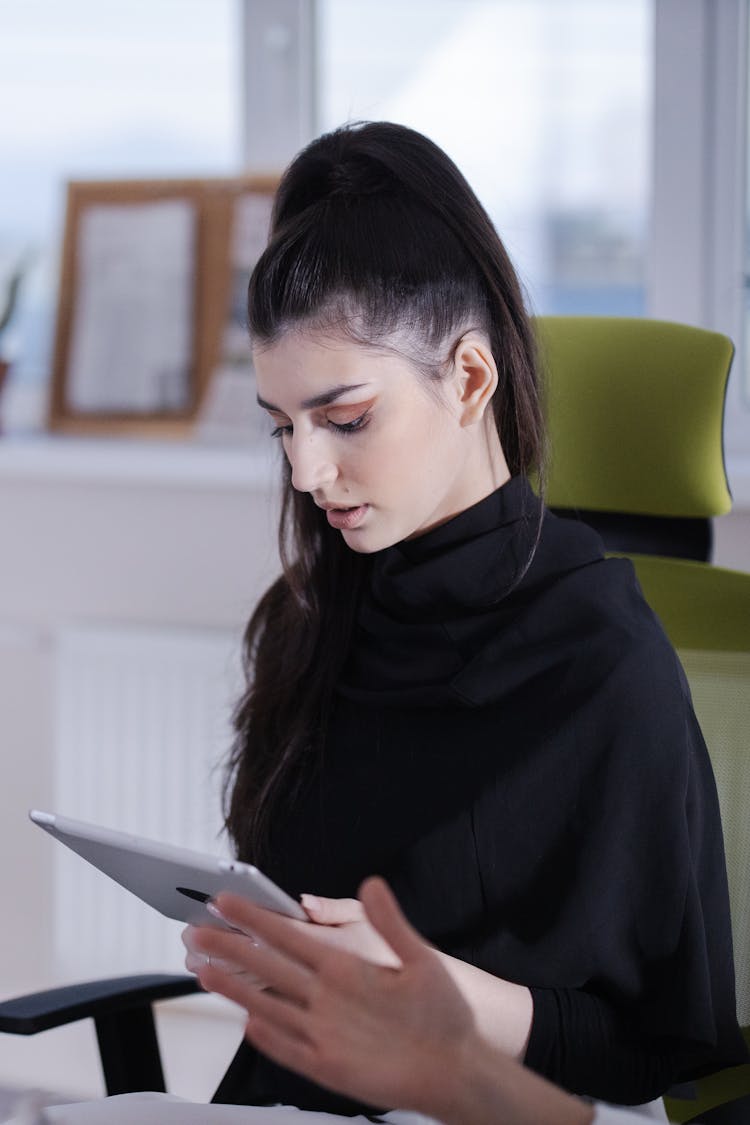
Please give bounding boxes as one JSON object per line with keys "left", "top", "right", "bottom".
{"left": 369, "top": 475, "right": 536, "bottom": 621}
{"left": 338, "top": 476, "right": 604, "bottom": 707}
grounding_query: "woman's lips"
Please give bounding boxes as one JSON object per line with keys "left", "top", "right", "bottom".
{"left": 325, "top": 504, "right": 369, "bottom": 530}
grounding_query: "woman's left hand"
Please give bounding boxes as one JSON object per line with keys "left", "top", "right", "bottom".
{"left": 186, "top": 891, "right": 400, "bottom": 996}
{"left": 296, "top": 893, "right": 401, "bottom": 968}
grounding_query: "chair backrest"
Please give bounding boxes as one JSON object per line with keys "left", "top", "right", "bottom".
{"left": 539, "top": 315, "right": 750, "bottom": 1024}
{"left": 535, "top": 315, "right": 734, "bottom": 560}
{"left": 629, "top": 554, "right": 750, "bottom": 1028}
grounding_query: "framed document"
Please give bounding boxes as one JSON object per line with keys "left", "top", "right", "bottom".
{"left": 49, "top": 176, "right": 277, "bottom": 437}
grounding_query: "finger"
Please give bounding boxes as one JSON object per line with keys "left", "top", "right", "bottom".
{"left": 191, "top": 924, "right": 260, "bottom": 964}
{"left": 183, "top": 925, "right": 234, "bottom": 973}
{"left": 181, "top": 925, "right": 201, "bottom": 953}
{"left": 197, "top": 924, "right": 314, "bottom": 1004}
{"left": 358, "top": 877, "right": 428, "bottom": 965}
{"left": 185, "top": 950, "right": 204, "bottom": 976}
{"left": 299, "top": 895, "right": 363, "bottom": 925}
{"left": 183, "top": 923, "right": 248, "bottom": 958}
{"left": 212, "top": 894, "right": 335, "bottom": 972}
{"left": 200, "top": 961, "right": 312, "bottom": 1042}
{"left": 185, "top": 947, "right": 261, "bottom": 981}
{"left": 197, "top": 961, "right": 272, "bottom": 1012}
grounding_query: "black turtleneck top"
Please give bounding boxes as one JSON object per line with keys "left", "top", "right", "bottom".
{"left": 214, "top": 477, "right": 746, "bottom": 1113}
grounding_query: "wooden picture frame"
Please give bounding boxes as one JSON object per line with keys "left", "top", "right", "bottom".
{"left": 48, "top": 175, "right": 278, "bottom": 437}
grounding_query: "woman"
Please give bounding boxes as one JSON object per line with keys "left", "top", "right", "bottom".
{"left": 187, "top": 121, "right": 745, "bottom": 1115}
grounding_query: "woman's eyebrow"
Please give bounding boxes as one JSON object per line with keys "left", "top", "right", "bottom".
{"left": 257, "top": 383, "right": 370, "bottom": 413}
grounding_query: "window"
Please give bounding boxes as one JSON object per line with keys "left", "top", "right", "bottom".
{"left": 743, "top": 9, "right": 750, "bottom": 409}
{"left": 648, "top": 0, "right": 749, "bottom": 466}
{"left": 5, "top": 0, "right": 750, "bottom": 467}
{"left": 317, "top": 0, "right": 652, "bottom": 318}
{"left": 246, "top": 0, "right": 750, "bottom": 468}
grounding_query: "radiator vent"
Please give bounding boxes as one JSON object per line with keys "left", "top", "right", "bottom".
{"left": 53, "top": 624, "right": 240, "bottom": 978}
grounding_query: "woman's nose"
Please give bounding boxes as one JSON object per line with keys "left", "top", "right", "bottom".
{"left": 288, "top": 432, "right": 338, "bottom": 493}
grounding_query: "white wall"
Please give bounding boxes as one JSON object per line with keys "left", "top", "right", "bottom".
{"left": 716, "top": 509, "right": 750, "bottom": 572}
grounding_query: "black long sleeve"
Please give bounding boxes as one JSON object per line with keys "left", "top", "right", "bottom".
{"left": 527, "top": 986, "right": 708, "bottom": 1105}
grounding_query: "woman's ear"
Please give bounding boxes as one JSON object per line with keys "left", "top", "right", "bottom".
{"left": 451, "top": 333, "right": 498, "bottom": 426}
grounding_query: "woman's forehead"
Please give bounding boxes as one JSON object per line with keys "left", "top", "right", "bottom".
{"left": 253, "top": 327, "right": 420, "bottom": 383}
{"left": 252, "top": 330, "right": 427, "bottom": 414}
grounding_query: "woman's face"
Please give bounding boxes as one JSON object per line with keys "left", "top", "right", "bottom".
{"left": 253, "top": 328, "right": 507, "bottom": 554}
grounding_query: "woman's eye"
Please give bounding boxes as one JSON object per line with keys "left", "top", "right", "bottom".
{"left": 270, "top": 423, "right": 293, "bottom": 439}
{"left": 328, "top": 411, "right": 371, "bottom": 435}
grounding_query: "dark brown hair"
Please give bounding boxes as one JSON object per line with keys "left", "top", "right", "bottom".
{"left": 225, "top": 121, "right": 543, "bottom": 860}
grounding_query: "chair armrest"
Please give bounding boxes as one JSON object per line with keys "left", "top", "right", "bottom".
{"left": 0, "top": 973, "right": 200, "bottom": 1034}
{"left": 0, "top": 973, "right": 202, "bottom": 1095}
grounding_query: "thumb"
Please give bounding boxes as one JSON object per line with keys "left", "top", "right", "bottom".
{"left": 358, "top": 877, "right": 428, "bottom": 965}
{"left": 300, "top": 894, "right": 363, "bottom": 924}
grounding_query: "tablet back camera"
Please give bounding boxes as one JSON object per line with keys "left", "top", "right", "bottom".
{"left": 176, "top": 886, "right": 211, "bottom": 905}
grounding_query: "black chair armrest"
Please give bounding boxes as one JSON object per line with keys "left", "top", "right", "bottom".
{"left": 0, "top": 974, "right": 201, "bottom": 1095}
{"left": 0, "top": 973, "right": 200, "bottom": 1034}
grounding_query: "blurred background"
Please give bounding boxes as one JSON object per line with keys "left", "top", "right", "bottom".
{"left": 0, "top": 0, "right": 651, "bottom": 393}
{"left": 0, "top": 0, "right": 748, "bottom": 1108}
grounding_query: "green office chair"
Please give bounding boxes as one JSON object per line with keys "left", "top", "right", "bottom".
{"left": 537, "top": 314, "right": 733, "bottom": 561}
{"left": 633, "top": 558, "right": 750, "bottom": 1124}
{"left": 536, "top": 315, "right": 750, "bottom": 1123}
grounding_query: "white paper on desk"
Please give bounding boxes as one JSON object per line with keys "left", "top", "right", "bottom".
{"left": 43, "top": 1092, "right": 444, "bottom": 1124}
{"left": 67, "top": 199, "right": 196, "bottom": 414}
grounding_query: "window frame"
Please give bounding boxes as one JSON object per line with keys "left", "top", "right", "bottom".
{"left": 240, "top": 0, "right": 750, "bottom": 474}
{"left": 650, "top": 0, "right": 749, "bottom": 471}
{"left": 240, "top": 0, "right": 317, "bottom": 171}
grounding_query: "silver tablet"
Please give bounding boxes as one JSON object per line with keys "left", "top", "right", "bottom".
{"left": 30, "top": 809, "right": 307, "bottom": 927}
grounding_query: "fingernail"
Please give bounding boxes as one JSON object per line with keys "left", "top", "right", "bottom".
{"left": 301, "top": 894, "right": 320, "bottom": 911}
{"left": 207, "top": 901, "right": 226, "bottom": 921}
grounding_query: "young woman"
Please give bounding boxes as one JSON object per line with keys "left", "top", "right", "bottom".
{"left": 187, "top": 121, "right": 745, "bottom": 1116}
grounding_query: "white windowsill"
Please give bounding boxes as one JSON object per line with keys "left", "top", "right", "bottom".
{"left": 0, "top": 433, "right": 278, "bottom": 491}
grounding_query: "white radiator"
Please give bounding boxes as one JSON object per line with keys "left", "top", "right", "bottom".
{"left": 52, "top": 623, "right": 242, "bottom": 979}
